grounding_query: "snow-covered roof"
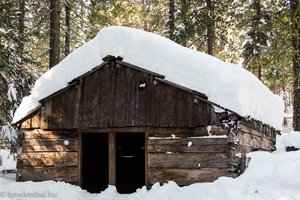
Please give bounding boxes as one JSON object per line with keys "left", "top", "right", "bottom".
{"left": 13, "top": 26, "right": 284, "bottom": 130}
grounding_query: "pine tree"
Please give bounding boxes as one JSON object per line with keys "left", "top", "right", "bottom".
{"left": 291, "top": 0, "right": 300, "bottom": 131}
{"left": 206, "top": 0, "right": 215, "bottom": 55}
{"left": 64, "top": 0, "right": 71, "bottom": 57}
{"left": 0, "top": 0, "right": 35, "bottom": 150}
{"left": 49, "top": 0, "right": 61, "bottom": 68}
{"left": 167, "top": 0, "right": 175, "bottom": 40}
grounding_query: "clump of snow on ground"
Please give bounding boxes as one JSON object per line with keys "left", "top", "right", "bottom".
{"left": 1, "top": 133, "right": 300, "bottom": 200}
{"left": 0, "top": 150, "right": 16, "bottom": 171}
{"left": 13, "top": 26, "right": 284, "bottom": 130}
{"left": 276, "top": 131, "right": 300, "bottom": 152}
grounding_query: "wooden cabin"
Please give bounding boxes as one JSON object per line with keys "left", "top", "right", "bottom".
{"left": 14, "top": 56, "right": 278, "bottom": 194}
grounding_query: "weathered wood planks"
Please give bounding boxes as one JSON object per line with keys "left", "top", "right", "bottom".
{"left": 20, "top": 62, "right": 214, "bottom": 129}
{"left": 17, "top": 167, "right": 78, "bottom": 183}
{"left": 18, "top": 152, "right": 78, "bottom": 167}
{"left": 148, "top": 153, "right": 229, "bottom": 168}
{"left": 147, "top": 127, "right": 234, "bottom": 185}
{"left": 17, "top": 129, "right": 79, "bottom": 184}
{"left": 148, "top": 168, "right": 234, "bottom": 185}
{"left": 22, "top": 139, "right": 78, "bottom": 152}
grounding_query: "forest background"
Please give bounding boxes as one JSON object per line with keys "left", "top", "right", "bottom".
{"left": 0, "top": 0, "right": 299, "bottom": 150}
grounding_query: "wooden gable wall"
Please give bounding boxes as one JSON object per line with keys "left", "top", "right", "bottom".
{"left": 22, "top": 62, "right": 215, "bottom": 129}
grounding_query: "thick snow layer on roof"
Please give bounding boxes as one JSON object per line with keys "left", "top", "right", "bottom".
{"left": 13, "top": 26, "right": 284, "bottom": 129}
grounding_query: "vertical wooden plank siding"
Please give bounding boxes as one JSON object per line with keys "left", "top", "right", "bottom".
{"left": 38, "top": 63, "right": 213, "bottom": 129}
{"left": 144, "top": 128, "right": 149, "bottom": 187}
{"left": 78, "top": 131, "right": 82, "bottom": 187}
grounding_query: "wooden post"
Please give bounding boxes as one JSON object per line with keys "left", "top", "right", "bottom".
{"left": 145, "top": 128, "right": 149, "bottom": 188}
{"left": 108, "top": 130, "right": 116, "bottom": 185}
{"left": 78, "top": 131, "right": 82, "bottom": 187}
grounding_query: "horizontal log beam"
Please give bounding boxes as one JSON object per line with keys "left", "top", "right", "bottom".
{"left": 148, "top": 168, "right": 235, "bottom": 185}
{"left": 17, "top": 167, "right": 78, "bottom": 183}
{"left": 148, "top": 153, "right": 229, "bottom": 168}
{"left": 22, "top": 138, "right": 78, "bottom": 152}
{"left": 18, "top": 152, "right": 78, "bottom": 167}
{"left": 148, "top": 138, "right": 228, "bottom": 146}
{"left": 22, "top": 129, "right": 77, "bottom": 139}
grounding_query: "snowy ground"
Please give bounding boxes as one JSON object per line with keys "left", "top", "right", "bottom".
{"left": 0, "top": 133, "right": 300, "bottom": 200}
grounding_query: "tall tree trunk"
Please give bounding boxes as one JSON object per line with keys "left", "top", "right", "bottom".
{"left": 257, "top": 64, "right": 262, "bottom": 80}
{"left": 254, "top": 0, "right": 262, "bottom": 80}
{"left": 168, "top": 0, "right": 175, "bottom": 40}
{"left": 49, "top": 0, "right": 61, "bottom": 69}
{"left": 65, "top": 1, "right": 70, "bottom": 57}
{"left": 142, "top": 0, "right": 150, "bottom": 31}
{"left": 18, "top": 0, "right": 25, "bottom": 60}
{"left": 291, "top": 0, "right": 300, "bottom": 131}
{"left": 180, "top": 0, "right": 187, "bottom": 46}
{"left": 206, "top": 0, "right": 215, "bottom": 55}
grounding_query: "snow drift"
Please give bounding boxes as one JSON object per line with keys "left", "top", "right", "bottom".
{"left": 13, "top": 26, "right": 284, "bottom": 130}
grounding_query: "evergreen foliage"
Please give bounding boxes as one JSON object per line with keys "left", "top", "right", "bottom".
{"left": 0, "top": 0, "right": 298, "bottom": 150}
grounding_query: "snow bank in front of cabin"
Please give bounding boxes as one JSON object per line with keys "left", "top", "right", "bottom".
{"left": 276, "top": 131, "right": 300, "bottom": 151}
{"left": 0, "top": 150, "right": 16, "bottom": 171}
{"left": 1, "top": 133, "right": 300, "bottom": 200}
{"left": 12, "top": 26, "right": 284, "bottom": 130}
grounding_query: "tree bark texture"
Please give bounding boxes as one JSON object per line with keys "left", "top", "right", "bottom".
{"left": 179, "top": 0, "right": 187, "bottom": 46}
{"left": 49, "top": 0, "right": 61, "bottom": 69}
{"left": 291, "top": 0, "right": 300, "bottom": 131}
{"left": 65, "top": 2, "right": 70, "bottom": 57}
{"left": 18, "top": 0, "right": 25, "bottom": 57}
{"left": 168, "top": 0, "right": 175, "bottom": 40}
{"left": 206, "top": 0, "right": 215, "bottom": 55}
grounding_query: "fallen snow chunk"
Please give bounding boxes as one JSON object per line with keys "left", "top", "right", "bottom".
{"left": 139, "top": 82, "right": 146, "bottom": 88}
{"left": 64, "top": 140, "right": 69, "bottom": 146}
{"left": 149, "top": 136, "right": 181, "bottom": 140}
{"left": 207, "top": 125, "right": 212, "bottom": 136}
{"left": 166, "top": 151, "right": 173, "bottom": 154}
{"left": 213, "top": 105, "right": 225, "bottom": 113}
{"left": 188, "top": 135, "right": 227, "bottom": 139}
{"left": 235, "top": 153, "right": 242, "bottom": 158}
{"left": 187, "top": 141, "right": 192, "bottom": 148}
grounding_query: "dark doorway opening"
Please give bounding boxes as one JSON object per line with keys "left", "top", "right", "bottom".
{"left": 116, "top": 133, "right": 145, "bottom": 194}
{"left": 81, "top": 133, "right": 108, "bottom": 193}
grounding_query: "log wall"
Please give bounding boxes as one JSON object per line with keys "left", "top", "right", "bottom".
{"left": 227, "top": 120, "right": 277, "bottom": 172}
{"left": 16, "top": 129, "right": 79, "bottom": 185}
{"left": 147, "top": 127, "right": 237, "bottom": 186}
{"left": 16, "top": 123, "right": 277, "bottom": 187}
